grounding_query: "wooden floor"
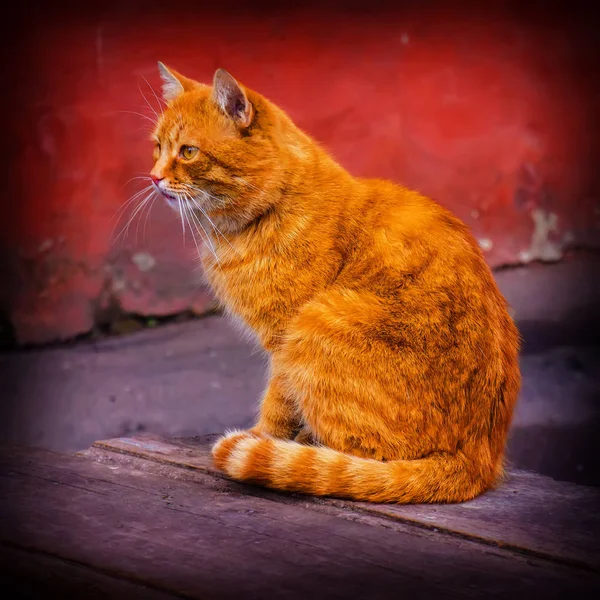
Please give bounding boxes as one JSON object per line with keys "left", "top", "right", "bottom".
{"left": 1, "top": 434, "right": 599, "bottom": 599}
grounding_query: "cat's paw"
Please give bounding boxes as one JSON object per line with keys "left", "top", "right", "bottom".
{"left": 212, "top": 429, "right": 261, "bottom": 472}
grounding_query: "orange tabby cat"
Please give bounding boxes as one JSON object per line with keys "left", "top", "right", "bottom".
{"left": 150, "top": 62, "right": 521, "bottom": 503}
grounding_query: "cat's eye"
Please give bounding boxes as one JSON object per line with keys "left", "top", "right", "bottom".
{"left": 180, "top": 145, "right": 199, "bottom": 160}
{"left": 153, "top": 143, "right": 161, "bottom": 161}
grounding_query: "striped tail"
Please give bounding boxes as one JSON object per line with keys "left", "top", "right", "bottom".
{"left": 211, "top": 430, "right": 497, "bottom": 504}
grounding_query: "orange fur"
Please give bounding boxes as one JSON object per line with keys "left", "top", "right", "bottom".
{"left": 151, "top": 64, "right": 521, "bottom": 504}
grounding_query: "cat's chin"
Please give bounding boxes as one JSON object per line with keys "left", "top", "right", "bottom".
{"left": 162, "top": 194, "right": 198, "bottom": 213}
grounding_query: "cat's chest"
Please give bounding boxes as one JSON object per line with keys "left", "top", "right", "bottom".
{"left": 203, "top": 248, "right": 295, "bottom": 319}
{"left": 201, "top": 236, "right": 333, "bottom": 344}
{"left": 208, "top": 257, "right": 273, "bottom": 302}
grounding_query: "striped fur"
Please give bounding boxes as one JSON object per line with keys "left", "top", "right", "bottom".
{"left": 212, "top": 430, "right": 491, "bottom": 503}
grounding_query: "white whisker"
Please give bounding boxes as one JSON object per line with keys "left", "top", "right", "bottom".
{"left": 137, "top": 192, "right": 158, "bottom": 245}
{"left": 141, "top": 75, "right": 166, "bottom": 112}
{"left": 176, "top": 197, "right": 186, "bottom": 245}
{"left": 183, "top": 191, "right": 221, "bottom": 268}
{"left": 182, "top": 186, "right": 239, "bottom": 255}
{"left": 185, "top": 183, "right": 228, "bottom": 209}
{"left": 235, "top": 176, "right": 261, "bottom": 192}
{"left": 111, "top": 185, "right": 154, "bottom": 223}
{"left": 194, "top": 198, "right": 237, "bottom": 254}
{"left": 179, "top": 192, "right": 220, "bottom": 265}
{"left": 182, "top": 191, "right": 218, "bottom": 257}
{"left": 112, "top": 189, "right": 156, "bottom": 244}
{"left": 116, "top": 110, "right": 157, "bottom": 125}
{"left": 138, "top": 83, "right": 159, "bottom": 121}
{"left": 121, "top": 175, "right": 152, "bottom": 189}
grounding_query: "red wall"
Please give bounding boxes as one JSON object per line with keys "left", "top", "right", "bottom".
{"left": 2, "top": 1, "right": 598, "bottom": 344}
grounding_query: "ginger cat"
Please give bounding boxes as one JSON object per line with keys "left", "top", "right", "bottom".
{"left": 150, "top": 63, "right": 521, "bottom": 503}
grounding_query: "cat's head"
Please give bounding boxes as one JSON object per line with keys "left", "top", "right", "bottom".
{"left": 150, "top": 63, "right": 291, "bottom": 230}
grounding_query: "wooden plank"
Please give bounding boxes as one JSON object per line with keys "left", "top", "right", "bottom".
{"left": 1, "top": 445, "right": 598, "bottom": 599}
{"left": 84, "top": 433, "right": 600, "bottom": 571}
{"left": 0, "top": 544, "right": 180, "bottom": 600}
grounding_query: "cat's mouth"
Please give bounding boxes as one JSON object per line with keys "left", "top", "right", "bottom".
{"left": 153, "top": 181, "right": 216, "bottom": 213}
{"left": 161, "top": 190, "right": 177, "bottom": 202}
{"left": 157, "top": 188, "right": 196, "bottom": 211}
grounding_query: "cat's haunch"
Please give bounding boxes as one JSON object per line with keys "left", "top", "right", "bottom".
{"left": 148, "top": 62, "right": 521, "bottom": 504}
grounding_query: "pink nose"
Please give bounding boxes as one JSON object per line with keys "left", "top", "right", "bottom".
{"left": 150, "top": 174, "right": 163, "bottom": 185}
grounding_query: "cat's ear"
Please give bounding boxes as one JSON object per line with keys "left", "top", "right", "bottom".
{"left": 212, "top": 69, "right": 254, "bottom": 128}
{"left": 157, "top": 62, "right": 195, "bottom": 102}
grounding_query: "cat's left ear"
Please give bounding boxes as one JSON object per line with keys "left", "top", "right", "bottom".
{"left": 212, "top": 69, "right": 254, "bottom": 128}
{"left": 157, "top": 62, "right": 197, "bottom": 102}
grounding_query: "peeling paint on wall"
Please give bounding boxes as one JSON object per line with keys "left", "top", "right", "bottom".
{"left": 478, "top": 238, "right": 493, "bottom": 252}
{"left": 132, "top": 252, "right": 156, "bottom": 272}
{"left": 519, "top": 209, "right": 563, "bottom": 263}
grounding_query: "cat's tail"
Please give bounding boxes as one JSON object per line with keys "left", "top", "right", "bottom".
{"left": 211, "top": 430, "right": 498, "bottom": 504}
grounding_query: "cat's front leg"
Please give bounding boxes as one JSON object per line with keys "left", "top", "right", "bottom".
{"left": 249, "top": 374, "right": 301, "bottom": 440}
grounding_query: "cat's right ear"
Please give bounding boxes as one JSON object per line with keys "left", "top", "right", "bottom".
{"left": 157, "top": 62, "right": 195, "bottom": 102}
{"left": 212, "top": 69, "right": 254, "bottom": 128}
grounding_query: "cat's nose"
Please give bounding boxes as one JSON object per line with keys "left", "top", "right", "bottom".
{"left": 150, "top": 174, "right": 164, "bottom": 186}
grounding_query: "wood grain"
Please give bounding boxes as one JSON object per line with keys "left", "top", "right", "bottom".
{"left": 1, "top": 444, "right": 599, "bottom": 599}
{"left": 84, "top": 433, "right": 600, "bottom": 571}
{"left": 0, "top": 544, "right": 180, "bottom": 600}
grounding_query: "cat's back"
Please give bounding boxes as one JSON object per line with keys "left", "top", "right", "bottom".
{"left": 349, "top": 179, "right": 482, "bottom": 275}
{"left": 331, "top": 179, "right": 520, "bottom": 373}
{"left": 344, "top": 178, "right": 508, "bottom": 318}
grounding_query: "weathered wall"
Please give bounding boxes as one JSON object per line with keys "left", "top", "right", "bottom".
{"left": 2, "top": 1, "right": 598, "bottom": 344}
